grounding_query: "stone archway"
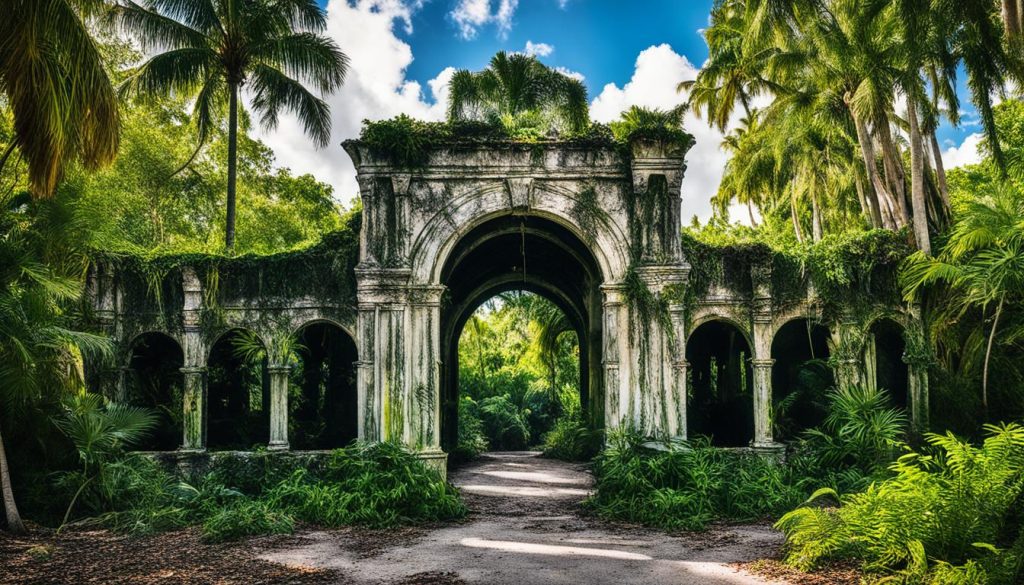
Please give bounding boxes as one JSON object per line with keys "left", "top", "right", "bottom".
{"left": 437, "top": 214, "right": 605, "bottom": 451}
{"left": 346, "top": 139, "right": 692, "bottom": 469}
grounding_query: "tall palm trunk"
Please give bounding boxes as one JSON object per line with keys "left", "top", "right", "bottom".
{"left": 789, "top": 186, "right": 804, "bottom": 243}
{"left": 810, "top": 187, "right": 823, "bottom": 241}
{"left": 225, "top": 82, "right": 239, "bottom": 251}
{"left": 746, "top": 200, "right": 759, "bottom": 227}
{"left": 851, "top": 108, "right": 896, "bottom": 229}
{"left": 928, "top": 131, "right": 950, "bottom": 212}
{"left": 982, "top": 294, "right": 1005, "bottom": 421}
{"left": 907, "top": 98, "right": 931, "bottom": 254}
{"left": 1005, "top": 0, "right": 1022, "bottom": 39}
{"left": 855, "top": 173, "right": 882, "bottom": 228}
{"left": 0, "top": 420, "right": 26, "bottom": 534}
{"left": 876, "top": 122, "right": 911, "bottom": 227}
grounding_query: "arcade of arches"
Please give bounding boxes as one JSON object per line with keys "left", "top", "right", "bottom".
{"left": 90, "top": 138, "right": 928, "bottom": 471}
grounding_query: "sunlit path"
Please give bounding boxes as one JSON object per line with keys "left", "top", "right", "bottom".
{"left": 260, "top": 453, "right": 786, "bottom": 584}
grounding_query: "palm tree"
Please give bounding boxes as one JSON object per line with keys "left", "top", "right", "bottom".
{"left": 447, "top": 51, "right": 589, "bottom": 135}
{"left": 0, "top": 0, "right": 120, "bottom": 197}
{"left": 901, "top": 182, "right": 1024, "bottom": 418}
{"left": 0, "top": 197, "right": 110, "bottom": 534}
{"left": 116, "top": 0, "right": 349, "bottom": 250}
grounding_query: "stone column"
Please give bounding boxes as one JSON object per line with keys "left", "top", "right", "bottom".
{"left": 601, "top": 284, "right": 625, "bottom": 431}
{"left": 750, "top": 358, "right": 778, "bottom": 448}
{"left": 181, "top": 366, "right": 206, "bottom": 451}
{"left": 267, "top": 364, "right": 291, "bottom": 451}
{"left": 116, "top": 366, "right": 133, "bottom": 403}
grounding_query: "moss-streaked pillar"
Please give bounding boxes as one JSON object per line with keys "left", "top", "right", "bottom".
{"left": 750, "top": 358, "right": 777, "bottom": 448}
{"left": 268, "top": 364, "right": 291, "bottom": 451}
{"left": 180, "top": 366, "right": 206, "bottom": 451}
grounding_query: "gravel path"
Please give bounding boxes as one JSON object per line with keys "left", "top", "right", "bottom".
{"left": 260, "top": 452, "right": 788, "bottom": 584}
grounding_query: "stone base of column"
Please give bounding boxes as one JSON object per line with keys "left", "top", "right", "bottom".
{"left": 268, "top": 441, "right": 290, "bottom": 451}
{"left": 750, "top": 441, "right": 786, "bottom": 455}
{"left": 417, "top": 448, "right": 449, "bottom": 479}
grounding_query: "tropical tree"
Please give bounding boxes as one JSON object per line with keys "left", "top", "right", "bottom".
{"left": 901, "top": 181, "right": 1024, "bottom": 417}
{"left": 448, "top": 51, "right": 589, "bottom": 135}
{"left": 0, "top": 0, "right": 120, "bottom": 196}
{"left": 115, "top": 0, "right": 349, "bottom": 250}
{"left": 0, "top": 196, "right": 110, "bottom": 534}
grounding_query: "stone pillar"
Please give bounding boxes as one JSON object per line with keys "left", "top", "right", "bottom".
{"left": 830, "top": 320, "right": 866, "bottom": 390}
{"left": 750, "top": 358, "right": 777, "bottom": 448}
{"left": 601, "top": 284, "right": 625, "bottom": 430}
{"left": 181, "top": 366, "right": 206, "bottom": 451}
{"left": 407, "top": 285, "right": 445, "bottom": 450}
{"left": 908, "top": 363, "right": 929, "bottom": 434}
{"left": 116, "top": 366, "right": 133, "bottom": 403}
{"left": 267, "top": 364, "right": 291, "bottom": 450}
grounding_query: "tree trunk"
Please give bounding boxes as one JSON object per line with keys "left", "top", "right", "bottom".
{"left": 855, "top": 173, "right": 882, "bottom": 228}
{"left": 851, "top": 109, "right": 897, "bottom": 229}
{"left": 790, "top": 189, "right": 804, "bottom": 243}
{"left": 982, "top": 295, "right": 1005, "bottom": 421}
{"left": 907, "top": 99, "right": 932, "bottom": 254}
{"left": 1005, "top": 0, "right": 1022, "bottom": 38}
{"left": 225, "top": 82, "right": 239, "bottom": 251}
{"left": 810, "top": 188, "right": 823, "bottom": 241}
{"left": 0, "top": 420, "right": 27, "bottom": 534}
{"left": 928, "top": 131, "right": 951, "bottom": 213}
{"left": 876, "top": 121, "right": 911, "bottom": 227}
{"left": 747, "top": 200, "right": 759, "bottom": 227}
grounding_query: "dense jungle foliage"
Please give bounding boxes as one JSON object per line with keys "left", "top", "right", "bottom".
{"left": 3, "top": 0, "right": 1024, "bottom": 583}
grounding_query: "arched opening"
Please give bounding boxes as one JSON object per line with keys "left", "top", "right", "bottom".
{"left": 455, "top": 291, "right": 582, "bottom": 455}
{"left": 290, "top": 322, "right": 359, "bottom": 450}
{"left": 867, "top": 318, "right": 909, "bottom": 410}
{"left": 207, "top": 328, "right": 268, "bottom": 449}
{"left": 124, "top": 332, "right": 183, "bottom": 451}
{"left": 439, "top": 214, "right": 604, "bottom": 456}
{"left": 686, "top": 320, "right": 754, "bottom": 446}
{"left": 770, "top": 319, "right": 833, "bottom": 440}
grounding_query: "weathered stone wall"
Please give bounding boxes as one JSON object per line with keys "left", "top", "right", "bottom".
{"left": 87, "top": 138, "right": 928, "bottom": 466}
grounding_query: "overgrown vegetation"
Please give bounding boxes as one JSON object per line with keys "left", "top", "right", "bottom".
{"left": 455, "top": 292, "right": 589, "bottom": 459}
{"left": 76, "top": 447, "right": 465, "bottom": 542}
{"left": 777, "top": 424, "right": 1024, "bottom": 584}
{"left": 588, "top": 385, "right": 904, "bottom": 531}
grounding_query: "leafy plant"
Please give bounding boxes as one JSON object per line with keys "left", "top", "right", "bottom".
{"left": 52, "top": 392, "right": 158, "bottom": 529}
{"left": 776, "top": 423, "right": 1024, "bottom": 583}
{"left": 542, "top": 414, "right": 599, "bottom": 461}
{"left": 802, "top": 385, "right": 907, "bottom": 472}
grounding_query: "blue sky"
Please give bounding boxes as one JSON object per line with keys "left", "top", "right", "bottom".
{"left": 269, "top": 0, "right": 985, "bottom": 219}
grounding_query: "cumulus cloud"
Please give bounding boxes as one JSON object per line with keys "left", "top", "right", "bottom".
{"left": 253, "top": 0, "right": 453, "bottom": 203}
{"left": 451, "top": 0, "right": 518, "bottom": 39}
{"left": 555, "top": 66, "right": 585, "bottom": 82}
{"left": 942, "top": 133, "right": 985, "bottom": 169}
{"left": 590, "top": 44, "right": 743, "bottom": 224}
{"left": 524, "top": 40, "right": 554, "bottom": 57}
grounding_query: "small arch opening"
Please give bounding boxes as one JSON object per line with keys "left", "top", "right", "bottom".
{"left": 686, "top": 320, "right": 754, "bottom": 446}
{"left": 770, "top": 319, "right": 833, "bottom": 440}
{"left": 207, "top": 328, "right": 268, "bottom": 449}
{"left": 125, "top": 332, "right": 184, "bottom": 451}
{"left": 867, "top": 318, "right": 909, "bottom": 410}
{"left": 290, "top": 322, "right": 359, "bottom": 450}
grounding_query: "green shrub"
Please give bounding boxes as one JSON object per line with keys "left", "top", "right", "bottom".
{"left": 265, "top": 442, "right": 466, "bottom": 527}
{"left": 542, "top": 414, "right": 600, "bottom": 461}
{"left": 202, "top": 499, "right": 294, "bottom": 543}
{"left": 72, "top": 442, "right": 464, "bottom": 541}
{"left": 776, "top": 423, "right": 1024, "bottom": 583}
{"left": 477, "top": 395, "right": 531, "bottom": 450}
{"left": 587, "top": 431, "right": 810, "bottom": 531}
{"left": 453, "top": 396, "right": 489, "bottom": 461}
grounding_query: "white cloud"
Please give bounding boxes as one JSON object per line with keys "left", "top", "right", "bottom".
{"left": 253, "top": 0, "right": 452, "bottom": 202}
{"left": 942, "top": 133, "right": 985, "bottom": 169}
{"left": 555, "top": 66, "right": 584, "bottom": 82}
{"left": 590, "top": 44, "right": 745, "bottom": 224}
{"left": 451, "top": 0, "right": 518, "bottom": 39}
{"left": 524, "top": 40, "right": 554, "bottom": 57}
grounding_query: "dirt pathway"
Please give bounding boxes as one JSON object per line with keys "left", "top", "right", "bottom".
{"left": 260, "top": 452, "right": 787, "bottom": 584}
